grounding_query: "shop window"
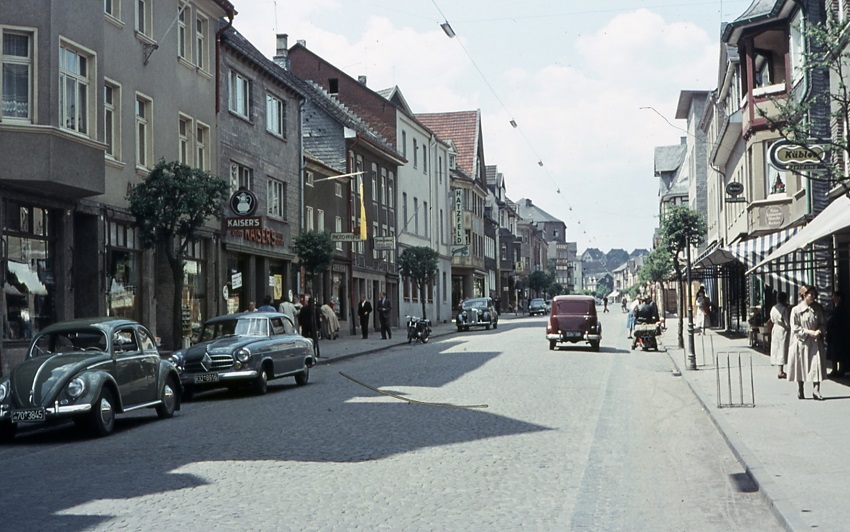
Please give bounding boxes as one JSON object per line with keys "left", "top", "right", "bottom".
{"left": 183, "top": 239, "right": 206, "bottom": 341}
{"left": 107, "top": 220, "right": 140, "bottom": 322}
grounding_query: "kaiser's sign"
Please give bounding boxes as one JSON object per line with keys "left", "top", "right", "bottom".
{"left": 769, "top": 141, "right": 825, "bottom": 170}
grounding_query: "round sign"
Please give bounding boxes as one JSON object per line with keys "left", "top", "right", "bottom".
{"left": 725, "top": 182, "right": 744, "bottom": 196}
{"left": 229, "top": 188, "right": 258, "bottom": 217}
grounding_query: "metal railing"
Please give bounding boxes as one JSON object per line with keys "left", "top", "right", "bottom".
{"left": 715, "top": 351, "right": 755, "bottom": 408}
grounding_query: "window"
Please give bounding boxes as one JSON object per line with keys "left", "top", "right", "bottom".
{"left": 413, "top": 139, "right": 418, "bottom": 167}
{"left": 789, "top": 10, "right": 804, "bottom": 84}
{"left": 2, "top": 29, "right": 33, "bottom": 120}
{"left": 413, "top": 198, "right": 419, "bottom": 234}
{"left": 306, "top": 206, "right": 314, "bottom": 231}
{"left": 401, "top": 131, "right": 407, "bottom": 157}
{"left": 196, "top": 121, "right": 209, "bottom": 170}
{"left": 371, "top": 163, "right": 377, "bottom": 201}
{"left": 266, "top": 94, "right": 286, "bottom": 137}
{"left": 230, "top": 162, "right": 253, "bottom": 191}
{"left": 305, "top": 170, "right": 314, "bottom": 187}
{"left": 135, "top": 94, "right": 152, "bottom": 168}
{"left": 438, "top": 156, "right": 443, "bottom": 184}
{"left": 195, "top": 14, "right": 208, "bottom": 70}
{"left": 335, "top": 182, "right": 342, "bottom": 197}
{"left": 104, "top": 80, "right": 120, "bottom": 159}
{"left": 403, "top": 193, "right": 408, "bottom": 230}
{"left": 440, "top": 210, "right": 444, "bottom": 244}
{"left": 317, "top": 209, "right": 325, "bottom": 232}
{"left": 328, "top": 78, "right": 338, "bottom": 94}
{"left": 335, "top": 216, "right": 343, "bottom": 250}
{"left": 388, "top": 175, "right": 394, "bottom": 208}
{"left": 267, "top": 177, "right": 284, "bottom": 217}
{"left": 423, "top": 201, "right": 428, "bottom": 238}
{"left": 423, "top": 145, "right": 427, "bottom": 173}
{"left": 177, "top": 3, "right": 189, "bottom": 61}
{"left": 380, "top": 168, "right": 387, "bottom": 205}
{"left": 372, "top": 222, "right": 379, "bottom": 259}
{"left": 107, "top": 220, "right": 141, "bottom": 321}
{"left": 228, "top": 70, "right": 251, "bottom": 118}
{"left": 178, "top": 114, "right": 191, "bottom": 165}
{"left": 59, "top": 43, "right": 93, "bottom": 135}
{"left": 389, "top": 229, "right": 395, "bottom": 263}
{"left": 135, "top": 0, "right": 152, "bottom": 37}
{"left": 104, "top": 0, "right": 120, "bottom": 19}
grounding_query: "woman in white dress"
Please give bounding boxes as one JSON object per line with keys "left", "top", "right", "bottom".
{"left": 694, "top": 287, "right": 709, "bottom": 333}
{"left": 787, "top": 285, "right": 826, "bottom": 400}
{"left": 769, "top": 292, "right": 790, "bottom": 379}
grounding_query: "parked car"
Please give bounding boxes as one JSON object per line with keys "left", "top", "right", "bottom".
{"left": 169, "top": 312, "right": 314, "bottom": 399}
{"left": 528, "top": 298, "right": 548, "bottom": 316}
{"left": 0, "top": 318, "right": 181, "bottom": 441}
{"left": 456, "top": 297, "right": 499, "bottom": 331}
{"left": 546, "top": 295, "right": 602, "bottom": 351}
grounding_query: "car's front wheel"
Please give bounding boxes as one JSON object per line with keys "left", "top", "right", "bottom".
{"left": 0, "top": 421, "right": 16, "bottom": 443}
{"left": 590, "top": 340, "right": 600, "bottom": 352}
{"left": 86, "top": 387, "right": 116, "bottom": 437}
{"left": 549, "top": 340, "right": 556, "bottom": 351}
{"left": 295, "top": 365, "right": 309, "bottom": 386}
{"left": 253, "top": 367, "right": 269, "bottom": 395}
{"left": 156, "top": 376, "right": 179, "bottom": 419}
{"left": 493, "top": 320, "right": 498, "bottom": 329}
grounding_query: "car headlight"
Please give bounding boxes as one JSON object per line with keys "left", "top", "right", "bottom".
{"left": 483, "top": 312, "right": 490, "bottom": 319}
{"left": 169, "top": 351, "right": 184, "bottom": 368}
{"left": 462, "top": 311, "right": 467, "bottom": 317}
{"left": 0, "top": 381, "right": 8, "bottom": 402}
{"left": 235, "top": 348, "right": 251, "bottom": 363}
{"left": 67, "top": 377, "right": 85, "bottom": 399}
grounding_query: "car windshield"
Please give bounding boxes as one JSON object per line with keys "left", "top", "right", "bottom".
{"left": 30, "top": 328, "right": 109, "bottom": 357}
{"left": 199, "top": 317, "right": 269, "bottom": 341}
{"left": 556, "top": 300, "right": 594, "bottom": 314}
{"left": 530, "top": 299, "right": 545, "bottom": 307}
{"left": 462, "top": 299, "right": 489, "bottom": 310}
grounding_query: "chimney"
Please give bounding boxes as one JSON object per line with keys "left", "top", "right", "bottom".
{"left": 297, "top": 39, "right": 306, "bottom": 47}
{"left": 358, "top": 75, "right": 367, "bottom": 85}
{"left": 273, "top": 33, "right": 290, "bottom": 70}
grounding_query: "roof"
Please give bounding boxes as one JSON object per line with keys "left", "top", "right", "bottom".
{"left": 415, "top": 110, "right": 481, "bottom": 179}
{"left": 654, "top": 144, "right": 686, "bottom": 175}
{"left": 721, "top": 0, "right": 796, "bottom": 44}
{"left": 675, "top": 90, "right": 710, "bottom": 120}
{"left": 220, "top": 24, "right": 307, "bottom": 100}
{"left": 515, "top": 198, "right": 563, "bottom": 224}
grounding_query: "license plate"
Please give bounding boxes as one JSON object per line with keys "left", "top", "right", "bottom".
{"left": 564, "top": 332, "right": 581, "bottom": 338}
{"left": 11, "top": 408, "right": 45, "bottom": 423}
{"left": 194, "top": 373, "right": 220, "bottom": 384}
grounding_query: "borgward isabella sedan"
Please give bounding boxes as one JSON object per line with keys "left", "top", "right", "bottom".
{"left": 0, "top": 318, "right": 181, "bottom": 441}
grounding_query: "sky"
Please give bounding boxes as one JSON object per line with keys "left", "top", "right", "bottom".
{"left": 230, "top": 0, "right": 756, "bottom": 253}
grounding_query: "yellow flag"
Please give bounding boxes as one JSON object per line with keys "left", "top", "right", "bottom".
{"left": 358, "top": 178, "right": 367, "bottom": 240}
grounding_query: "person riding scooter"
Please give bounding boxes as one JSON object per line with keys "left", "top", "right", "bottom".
{"left": 632, "top": 295, "right": 660, "bottom": 350}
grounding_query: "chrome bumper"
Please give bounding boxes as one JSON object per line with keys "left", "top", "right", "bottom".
{"left": 547, "top": 333, "right": 601, "bottom": 341}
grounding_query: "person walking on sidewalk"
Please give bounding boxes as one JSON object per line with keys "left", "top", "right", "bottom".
{"left": 826, "top": 290, "right": 850, "bottom": 378}
{"left": 769, "top": 291, "right": 791, "bottom": 379}
{"left": 626, "top": 295, "right": 640, "bottom": 339}
{"left": 788, "top": 285, "right": 827, "bottom": 400}
{"left": 377, "top": 292, "right": 392, "bottom": 340}
{"left": 603, "top": 296, "right": 609, "bottom": 313}
{"left": 358, "top": 294, "right": 373, "bottom": 339}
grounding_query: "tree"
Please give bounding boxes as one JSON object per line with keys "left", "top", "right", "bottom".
{"left": 128, "top": 160, "right": 228, "bottom": 350}
{"left": 658, "top": 205, "right": 706, "bottom": 348}
{"left": 398, "top": 246, "right": 439, "bottom": 319}
{"left": 528, "top": 270, "right": 553, "bottom": 298}
{"left": 638, "top": 246, "right": 674, "bottom": 286}
{"left": 548, "top": 283, "right": 564, "bottom": 298}
{"left": 292, "top": 230, "right": 334, "bottom": 355}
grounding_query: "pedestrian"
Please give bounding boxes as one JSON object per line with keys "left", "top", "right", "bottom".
{"left": 357, "top": 294, "right": 372, "bottom": 339}
{"left": 603, "top": 296, "right": 609, "bottom": 313}
{"left": 788, "top": 285, "right": 826, "bottom": 400}
{"left": 258, "top": 295, "right": 276, "bottom": 312}
{"left": 320, "top": 300, "right": 340, "bottom": 340}
{"left": 621, "top": 297, "right": 628, "bottom": 313}
{"left": 695, "top": 287, "right": 708, "bottom": 334}
{"left": 769, "top": 291, "right": 791, "bottom": 379}
{"left": 627, "top": 295, "right": 640, "bottom": 339}
{"left": 279, "top": 297, "right": 298, "bottom": 326}
{"left": 299, "top": 296, "right": 320, "bottom": 341}
{"left": 826, "top": 290, "right": 849, "bottom": 378}
{"left": 377, "top": 291, "right": 392, "bottom": 340}
{"left": 246, "top": 301, "right": 256, "bottom": 312}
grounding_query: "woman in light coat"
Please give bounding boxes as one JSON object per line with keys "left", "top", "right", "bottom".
{"left": 769, "top": 292, "right": 790, "bottom": 379}
{"left": 787, "top": 285, "right": 826, "bottom": 400}
{"left": 320, "top": 301, "right": 340, "bottom": 340}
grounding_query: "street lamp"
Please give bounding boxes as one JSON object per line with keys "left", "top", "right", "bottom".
{"left": 685, "top": 239, "right": 697, "bottom": 370}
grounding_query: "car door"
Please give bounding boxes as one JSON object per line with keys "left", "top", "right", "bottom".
{"left": 112, "top": 327, "right": 156, "bottom": 406}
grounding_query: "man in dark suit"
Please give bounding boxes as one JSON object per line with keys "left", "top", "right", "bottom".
{"left": 377, "top": 291, "right": 392, "bottom": 339}
{"left": 358, "top": 294, "right": 372, "bottom": 339}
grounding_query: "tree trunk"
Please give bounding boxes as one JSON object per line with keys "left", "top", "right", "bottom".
{"left": 420, "top": 279, "right": 427, "bottom": 320}
{"left": 166, "top": 251, "right": 185, "bottom": 352}
{"left": 674, "top": 262, "right": 684, "bottom": 349}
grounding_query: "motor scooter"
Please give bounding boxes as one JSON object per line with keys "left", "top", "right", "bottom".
{"left": 632, "top": 319, "right": 660, "bottom": 351}
{"left": 406, "top": 315, "right": 431, "bottom": 344}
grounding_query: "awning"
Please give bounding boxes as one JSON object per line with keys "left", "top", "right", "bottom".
{"left": 692, "top": 242, "right": 738, "bottom": 268}
{"left": 747, "top": 195, "right": 850, "bottom": 274}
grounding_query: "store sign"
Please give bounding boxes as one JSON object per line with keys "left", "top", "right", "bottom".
{"left": 769, "top": 141, "right": 826, "bottom": 170}
{"left": 225, "top": 216, "right": 262, "bottom": 229}
{"left": 373, "top": 236, "right": 395, "bottom": 250}
{"left": 231, "top": 272, "right": 242, "bottom": 290}
{"left": 331, "top": 232, "right": 361, "bottom": 242}
{"left": 229, "top": 188, "right": 258, "bottom": 216}
{"left": 454, "top": 188, "right": 464, "bottom": 245}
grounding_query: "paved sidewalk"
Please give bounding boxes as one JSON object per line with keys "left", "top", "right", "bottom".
{"left": 660, "top": 324, "right": 850, "bottom": 531}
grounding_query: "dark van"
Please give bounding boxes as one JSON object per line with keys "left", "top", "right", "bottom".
{"left": 546, "top": 295, "right": 602, "bottom": 351}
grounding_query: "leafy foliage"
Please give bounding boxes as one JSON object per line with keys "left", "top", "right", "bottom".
{"left": 292, "top": 231, "right": 335, "bottom": 275}
{"left": 639, "top": 246, "right": 674, "bottom": 285}
{"left": 528, "top": 270, "right": 554, "bottom": 297}
{"left": 398, "top": 246, "right": 439, "bottom": 319}
{"left": 127, "top": 160, "right": 228, "bottom": 349}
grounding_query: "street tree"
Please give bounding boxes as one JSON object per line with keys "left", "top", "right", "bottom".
{"left": 128, "top": 160, "right": 228, "bottom": 350}
{"left": 639, "top": 245, "right": 675, "bottom": 293}
{"left": 658, "top": 205, "right": 706, "bottom": 348}
{"left": 398, "top": 246, "right": 439, "bottom": 319}
{"left": 528, "top": 270, "right": 553, "bottom": 298}
{"left": 548, "top": 283, "right": 564, "bottom": 297}
{"left": 292, "top": 230, "right": 334, "bottom": 355}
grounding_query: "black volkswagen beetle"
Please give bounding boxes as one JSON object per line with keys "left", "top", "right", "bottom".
{"left": 168, "top": 312, "right": 314, "bottom": 399}
{"left": 0, "top": 317, "right": 181, "bottom": 441}
{"left": 456, "top": 297, "right": 499, "bottom": 331}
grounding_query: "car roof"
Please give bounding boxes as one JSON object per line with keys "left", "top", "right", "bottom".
{"left": 204, "top": 311, "right": 287, "bottom": 324}
{"left": 38, "top": 317, "right": 141, "bottom": 334}
{"left": 553, "top": 295, "right": 595, "bottom": 302}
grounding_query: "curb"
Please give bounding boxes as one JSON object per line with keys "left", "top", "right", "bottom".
{"left": 313, "top": 329, "right": 457, "bottom": 366}
{"left": 665, "top": 346, "right": 808, "bottom": 532}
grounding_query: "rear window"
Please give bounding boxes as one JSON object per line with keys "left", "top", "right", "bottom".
{"left": 555, "top": 300, "right": 593, "bottom": 314}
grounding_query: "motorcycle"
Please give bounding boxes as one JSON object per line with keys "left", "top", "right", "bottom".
{"left": 632, "top": 318, "right": 660, "bottom": 351}
{"left": 406, "top": 315, "right": 432, "bottom": 344}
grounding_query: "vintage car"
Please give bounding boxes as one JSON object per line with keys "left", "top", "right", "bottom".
{"left": 456, "top": 297, "right": 499, "bottom": 331}
{"left": 546, "top": 295, "right": 602, "bottom": 351}
{"left": 528, "top": 298, "right": 548, "bottom": 316}
{"left": 169, "top": 312, "right": 314, "bottom": 399}
{"left": 0, "top": 318, "right": 181, "bottom": 441}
